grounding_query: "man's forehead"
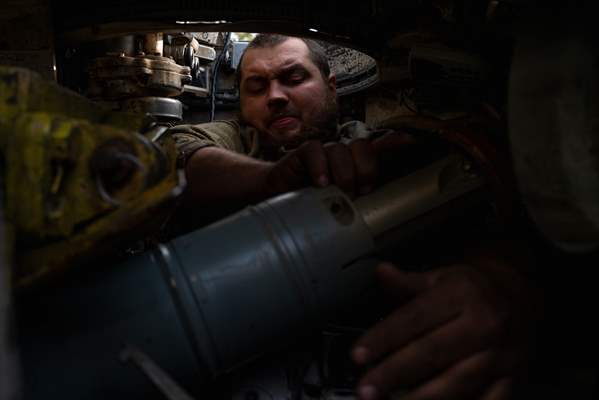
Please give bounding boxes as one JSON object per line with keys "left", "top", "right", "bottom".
{"left": 240, "top": 38, "right": 315, "bottom": 78}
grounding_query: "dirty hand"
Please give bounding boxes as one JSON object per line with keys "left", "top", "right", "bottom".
{"left": 266, "top": 139, "right": 378, "bottom": 196}
{"left": 352, "top": 253, "right": 539, "bottom": 400}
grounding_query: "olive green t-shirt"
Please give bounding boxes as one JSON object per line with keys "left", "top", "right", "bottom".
{"left": 167, "top": 119, "right": 384, "bottom": 165}
{"left": 167, "top": 120, "right": 259, "bottom": 166}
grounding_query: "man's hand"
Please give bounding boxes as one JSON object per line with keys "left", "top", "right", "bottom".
{"left": 351, "top": 249, "right": 540, "bottom": 400}
{"left": 266, "top": 139, "right": 378, "bottom": 196}
{"left": 182, "top": 132, "right": 412, "bottom": 222}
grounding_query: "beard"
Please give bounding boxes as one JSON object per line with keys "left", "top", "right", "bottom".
{"left": 290, "top": 92, "right": 339, "bottom": 145}
{"left": 239, "top": 91, "right": 339, "bottom": 154}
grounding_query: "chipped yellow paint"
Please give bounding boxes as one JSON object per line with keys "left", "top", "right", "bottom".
{"left": 0, "top": 66, "right": 184, "bottom": 287}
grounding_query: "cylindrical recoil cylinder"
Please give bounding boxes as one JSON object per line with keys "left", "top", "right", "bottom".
{"left": 18, "top": 186, "right": 376, "bottom": 399}
{"left": 17, "top": 153, "right": 484, "bottom": 399}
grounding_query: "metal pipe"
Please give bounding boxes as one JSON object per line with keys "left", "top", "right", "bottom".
{"left": 15, "top": 153, "right": 486, "bottom": 399}
{"left": 144, "top": 33, "right": 164, "bottom": 56}
{"left": 354, "top": 154, "right": 485, "bottom": 238}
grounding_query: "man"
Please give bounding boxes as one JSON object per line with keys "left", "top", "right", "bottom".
{"left": 169, "top": 34, "right": 538, "bottom": 400}
{"left": 169, "top": 34, "right": 387, "bottom": 217}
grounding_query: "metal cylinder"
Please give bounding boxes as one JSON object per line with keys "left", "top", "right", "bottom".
{"left": 163, "top": 42, "right": 188, "bottom": 66}
{"left": 354, "top": 154, "right": 485, "bottom": 237}
{"left": 144, "top": 33, "right": 164, "bottom": 56}
{"left": 17, "top": 157, "right": 486, "bottom": 399}
{"left": 17, "top": 249, "right": 206, "bottom": 400}
{"left": 17, "top": 186, "right": 376, "bottom": 399}
{"left": 155, "top": 186, "right": 376, "bottom": 374}
{"left": 121, "top": 97, "right": 183, "bottom": 122}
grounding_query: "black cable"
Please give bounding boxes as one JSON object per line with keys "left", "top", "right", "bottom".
{"left": 209, "top": 32, "right": 232, "bottom": 122}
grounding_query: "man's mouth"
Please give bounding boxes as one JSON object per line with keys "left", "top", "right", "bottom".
{"left": 269, "top": 115, "right": 299, "bottom": 130}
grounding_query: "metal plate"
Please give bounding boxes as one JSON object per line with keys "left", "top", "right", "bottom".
{"left": 121, "top": 97, "right": 184, "bottom": 121}
{"left": 323, "top": 43, "right": 379, "bottom": 96}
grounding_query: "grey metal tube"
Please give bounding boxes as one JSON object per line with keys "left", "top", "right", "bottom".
{"left": 17, "top": 185, "right": 377, "bottom": 400}
{"left": 354, "top": 154, "right": 485, "bottom": 237}
{"left": 156, "top": 186, "right": 377, "bottom": 376}
{"left": 15, "top": 155, "right": 484, "bottom": 399}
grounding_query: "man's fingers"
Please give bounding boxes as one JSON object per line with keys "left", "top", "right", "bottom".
{"left": 296, "top": 140, "right": 330, "bottom": 187}
{"left": 324, "top": 142, "right": 356, "bottom": 194}
{"left": 348, "top": 139, "right": 378, "bottom": 194}
{"left": 398, "top": 350, "right": 498, "bottom": 400}
{"left": 352, "top": 279, "right": 459, "bottom": 366}
{"left": 376, "top": 263, "right": 430, "bottom": 305}
{"left": 275, "top": 139, "right": 379, "bottom": 194}
{"left": 355, "top": 315, "right": 495, "bottom": 395}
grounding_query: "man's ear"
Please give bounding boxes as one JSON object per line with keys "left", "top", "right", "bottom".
{"left": 327, "top": 73, "right": 337, "bottom": 95}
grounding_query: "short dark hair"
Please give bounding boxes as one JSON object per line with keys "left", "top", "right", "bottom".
{"left": 235, "top": 34, "right": 331, "bottom": 89}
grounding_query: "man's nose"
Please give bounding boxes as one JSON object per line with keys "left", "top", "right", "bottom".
{"left": 266, "top": 81, "right": 289, "bottom": 108}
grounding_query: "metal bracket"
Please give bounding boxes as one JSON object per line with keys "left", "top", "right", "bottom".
{"left": 120, "top": 345, "right": 197, "bottom": 400}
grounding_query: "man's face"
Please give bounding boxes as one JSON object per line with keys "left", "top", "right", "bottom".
{"left": 239, "top": 38, "right": 338, "bottom": 149}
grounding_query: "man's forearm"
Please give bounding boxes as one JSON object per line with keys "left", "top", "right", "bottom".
{"left": 182, "top": 139, "right": 382, "bottom": 214}
{"left": 185, "top": 146, "right": 274, "bottom": 208}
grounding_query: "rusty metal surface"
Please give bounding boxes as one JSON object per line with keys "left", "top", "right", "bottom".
{"left": 324, "top": 43, "right": 378, "bottom": 96}
{"left": 88, "top": 54, "right": 191, "bottom": 99}
{"left": 121, "top": 97, "right": 183, "bottom": 121}
{"left": 144, "top": 33, "right": 164, "bottom": 56}
{"left": 0, "top": 66, "right": 185, "bottom": 287}
{"left": 164, "top": 36, "right": 216, "bottom": 64}
{"left": 0, "top": 66, "right": 142, "bottom": 133}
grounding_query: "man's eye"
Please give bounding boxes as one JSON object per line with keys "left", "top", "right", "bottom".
{"left": 288, "top": 74, "right": 305, "bottom": 84}
{"left": 244, "top": 82, "right": 266, "bottom": 94}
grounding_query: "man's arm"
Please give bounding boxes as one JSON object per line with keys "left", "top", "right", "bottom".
{"left": 185, "top": 146, "right": 273, "bottom": 210}
{"left": 184, "top": 139, "right": 380, "bottom": 212}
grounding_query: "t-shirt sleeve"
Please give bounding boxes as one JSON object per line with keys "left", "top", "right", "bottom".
{"left": 166, "top": 120, "right": 244, "bottom": 166}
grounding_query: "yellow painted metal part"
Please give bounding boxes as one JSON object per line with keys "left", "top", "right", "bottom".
{"left": 0, "top": 67, "right": 139, "bottom": 142}
{"left": 0, "top": 66, "right": 184, "bottom": 287}
{"left": 16, "top": 141, "right": 183, "bottom": 288}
